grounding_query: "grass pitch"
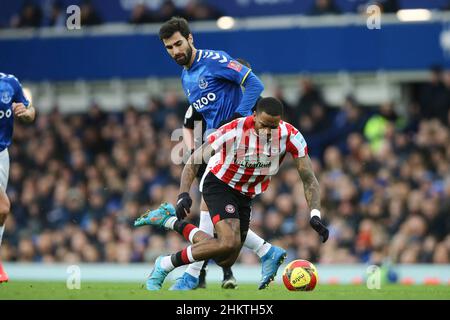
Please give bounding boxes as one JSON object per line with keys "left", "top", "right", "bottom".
{"left": 0, "top": 282, "right": 449, "bottom": 300}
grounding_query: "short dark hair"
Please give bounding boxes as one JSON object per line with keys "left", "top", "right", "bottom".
{"left": 159, "top": 16, "right": 191, "bottom": 40}
{"left": 256, "top": 97, "right": 283, "bottom": 117}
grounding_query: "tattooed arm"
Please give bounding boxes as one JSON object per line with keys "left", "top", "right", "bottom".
{"left": 179, "top": 140, "right": 214, "bottom": 193}
{"left": 176, "top": 141, "right": 215, "bottom": 220}
{"left": 295, "top": 155, "right": 321, "bottom": 211}
{"left": 295, "top": 155, "right": 329, "bottom": 243}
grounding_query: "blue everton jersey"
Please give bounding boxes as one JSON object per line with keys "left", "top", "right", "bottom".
{"left": 0, "top": 73, "right": 30, "bottom": 152}
{"left": 181, "top": 49, "right": 252, "bottom": 130}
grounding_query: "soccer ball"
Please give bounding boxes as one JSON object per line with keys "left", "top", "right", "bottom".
{"left": 282, "top": 259, "right": 318, "bottom": 291}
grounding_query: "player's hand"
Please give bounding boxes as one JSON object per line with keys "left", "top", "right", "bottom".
{"left": 218, "top": 112, "right": 243, "bottom": 127}
{"left": 309, "top": 216, "right": 329, "bottom": 243}
{"left": 176, "top": 192, "right": 192, "bottom": 220}
{"left": 12, "top": 103, "right": 28, "bottom": 118}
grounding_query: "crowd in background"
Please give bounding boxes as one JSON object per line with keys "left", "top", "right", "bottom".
{"left": 6, "top": 0, "right": 223, "bottom": 28}
{"left": 1, "top": 68, "right": 449, "bottom": 267}
{"left": 5, "top": 0, "right": 450, "bottom": 29}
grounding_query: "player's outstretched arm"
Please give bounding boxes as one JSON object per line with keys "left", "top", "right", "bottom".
{"left": 295, "top": 155, "right": 329, "bottom": 243}
{"left": 13, "top": 103, "right": 35, "bottom": 123}
{"left": 296, "top": 155, "right": 321, "bottom": 211}
{"left": 177, "top": 141, "right": 214, "bottom": 219}
{"left": 180, "top": 140, "right": 214, "bottom": 193}
{"left": 235, "top": 71, "right": 264, "bottom": 116}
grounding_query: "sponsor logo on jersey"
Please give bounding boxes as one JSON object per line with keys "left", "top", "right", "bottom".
{"left": 227, "top": 60, "right": 243, "bottom": 72}
{"left": 190, "top": 92, "right": 216, "bottom": 111}
{"left": 198, "top": 77, "right": 208, "bottom": 90}
{"left": 236, "top": 159, "right": 271, "bottom": 169}
{"left": 236, "top": 154, "right": 271, "bottom": 169}
{"left": 0, "top": 109, "right": 12, "bottom": 119}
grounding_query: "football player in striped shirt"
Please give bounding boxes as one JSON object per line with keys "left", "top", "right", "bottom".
{"left": 181, "top": 57, "right": 263, "bottom": 289}
{"left": 151, "top": 17, "right": 286, "bottom": 290}
{"left": 135, "top": 97, "right": 329, "bottom": 290}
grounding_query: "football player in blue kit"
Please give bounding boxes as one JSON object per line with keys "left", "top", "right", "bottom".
{"left": 0, "top": 73, "right": 36, "bottom": 283}
{"left": 137, "top": 17, "right": 287, "bottom": 291}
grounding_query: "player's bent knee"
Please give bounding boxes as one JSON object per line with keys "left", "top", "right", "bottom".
{"left": 216, "top": 238, "right": 241, "bottom": 266}
{"left": 231, "top": 238, "right": 241, "bottom": 252}
{"left": 217, "top": 255, "right": 239, "bottom": 268}
{"left": 194, "top": 232, "right": 213, "bottom": 243}
{"left": 215, "top": 256, "right": 231, "bottom": 268}
{"left": 218, "top": 240, "right": 235, "bottom": 255}
{"left": 217, "top": 260, "right": 233, "bottom": 268}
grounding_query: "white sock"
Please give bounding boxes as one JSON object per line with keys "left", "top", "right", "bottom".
{"left": 199, "top": 211, "right": 214, "bottom": 236}
{"left": 164, "top": 217, "right": 177, "bottom": 230}
{"left": 185, "top": 261, "right": 203, "bottom": 278}
{"left": 160, "top": 256, "right": 176, "bottom": 272}
{"left": 244, "top": 229, "right": 272, "bottom": 258}
{"left": 185, "top": 211, "right": 213, "bottom": 278}
{"left": 163, "top": 218, "right": 200, "bottom": 243}
{"left": 0, "top": 225, "right": 4, "bottom": 247}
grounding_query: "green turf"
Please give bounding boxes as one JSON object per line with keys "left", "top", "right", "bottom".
{"left": 0, "top": 282, "right": 449, "bottom": 300}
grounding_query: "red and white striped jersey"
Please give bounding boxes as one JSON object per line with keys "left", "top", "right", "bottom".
{"left": 202, "top": 115, "right": 308, "bottom": 198}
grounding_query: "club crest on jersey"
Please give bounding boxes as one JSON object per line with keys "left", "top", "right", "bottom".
{"left": 0, "top": 82, "right": 13, "bottom": 104}
{"left": 1, "top": 92, "right": 11, "bottom": 104}
{"left": 225, "top": 204, "right": 235, "bottom": 214}
{"left": 198, "top": 77, "right": 208, "bottom": 90}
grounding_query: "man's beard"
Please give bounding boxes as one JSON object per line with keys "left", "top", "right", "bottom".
{"left": 174, "top": 44, "right": 193, "bottom": 66}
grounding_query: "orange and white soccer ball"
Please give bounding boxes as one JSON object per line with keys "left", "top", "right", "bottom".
{"left": 282, "top": 259, "right": 318, "bottom": 291}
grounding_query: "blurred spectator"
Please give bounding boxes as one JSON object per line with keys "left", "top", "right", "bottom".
{"left": 10, "top": 1, "right": 43, "bottom": 28}
{"left": 363, "top": 101, "right": 400, "bottom": 153}
{"left": 296, "top": 78, "right": 325, "bottom": 116}
{"left": 273, "top": 86, "right": 295, "bottom": 123}
{"left": 419, "top": 65, "right": 450, "bottom": 122}
{"left": 154, "top": 0, "right": 186, "bottom": 23}
{"left": 375, "top": 0, "right": 399, "bottom": 13}
{"left": 303, "top": 94, "right": 367, "bottom": 158}
{"left": 308, "top": 0, "right": 341, "bottom": 15}
{"left": 80, "top": 0, "right": 102, "bottom": 26}
{"left": 185, "top": 0, "right": 222, "bottom": 21}
{"left": 47, "top": 1, "right": 66, "bottom": 28}
{"left": 330, "top": 95, "right": 368, "bottom": 152}
{"left": 129, "top": 3, "right": 154, "bottom": 25}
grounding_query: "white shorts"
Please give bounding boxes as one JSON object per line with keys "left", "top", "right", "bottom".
{"left": 0, "top": 148, "right": 9, "bottom": 193}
